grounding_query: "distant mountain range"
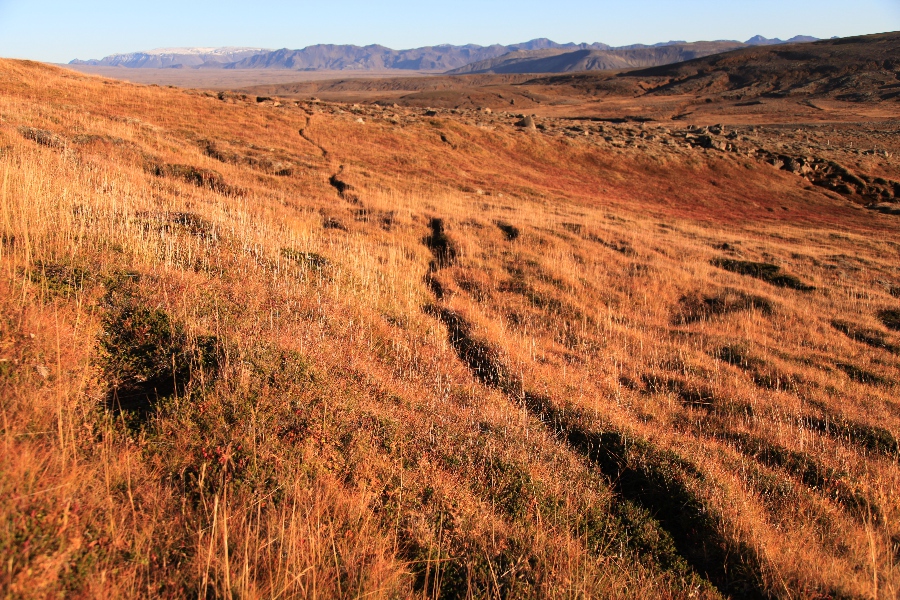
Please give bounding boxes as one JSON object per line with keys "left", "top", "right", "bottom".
{"left": 69, "top": 36, "right": 822, "bottom": 73}
{"left": 446, "top": 42, "right": 749, "bottom": 75}
{"left": 70, "top": 47, "right": 269, "bottom": 69}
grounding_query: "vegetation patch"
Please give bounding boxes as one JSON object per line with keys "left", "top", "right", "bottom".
{"left": 495, "top": 221, "right": 520, "bottom": 241}
{"left": 711, "top": 258, "right": 814, "bottom": 291}
{"left": 643, "top": 374, "right": 753, "bottom": 416}
{"left": 322, "top": 216, "right": 347, "bottom": 231}
{"left": 831, "top": 319, "right": 899, "bottom": 353}
{"left": 18, "top": 126, "right": 65, "bottom": 150}
{"left": 674, "top": 289, "right": 773, "bottom": 324}
{"left": 879, "top": 309, "right": 900, "bottom": 331}
{"left": 428, "top": 302, "right": 765, "bottom": 595}
{"left": 593, "top": 236, "right": 636, "bottom": 256}
{"left": 425, "top": 305, "right": 518, "bottom": 392}
{"left": 170, "top": 212, "right": 217, "bottom": 240}
{"left": 522, "top": 393, "right": 767, "bottom": 598}
{"left": 199, "top": 139, "right": 293, "bottom": 176}
{"left": 500, "top": 277, "right": 576, "bottom": 318}
{"left": 716, "top": 344, "right": 766, "bottom": 371}
{"left": 100, "top": 279, "right": 218, "bottom": 415}
{"left": 714, "top": 344, "right": 802, "bottom": 391}
{"left": 835, "top": 362, "right": 891, "bottom": 386}
{"left": 423, "top": 218, "right": 458, "bottom": 270}
{"left": 721, "top": 432, "right": 880, "bottom": 522}
{"left": 136, "top": 211, "right": 218, "bottom": 242}
{"left": 329, "top": 173, "right": 357, "bottom": 201}
{"left": 802, "top": 414, "right": 899, "bottom": 458}
{"left": 560, "top": 223, "right": 635, "bottom": 255}
{"left": 401, "top": 535, "right": 469, "bottom": 599}
{"left": 354, "top": 207, "right": 396, "bottom": 230}
{"left": 402, "top": 530, "right": 539, "bottom": 599}
{"left": 147, "top": 162, "right": 234, "bottom": 194}
{"left": 27, "top": 260, "right": 94, "bottom": 298}
{"left": 484, "top": 459, "right": 538, "bottom": 519}
{"left": 281, "top": 248, "right": 331, "bottom": 271}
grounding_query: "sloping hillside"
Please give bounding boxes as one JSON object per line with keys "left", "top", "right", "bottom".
{"left": 1, "top": 59, "right": 899, "bottom": 599}
{"left": 446, "top": 42, "right": 748, "bottom": 74}
{"left": 537, "top": 31, "right": 900, "bottom": 102}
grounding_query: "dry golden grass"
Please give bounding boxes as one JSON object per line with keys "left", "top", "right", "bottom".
{"left": 0, "top": 58, "right": 898, "bottom": 599}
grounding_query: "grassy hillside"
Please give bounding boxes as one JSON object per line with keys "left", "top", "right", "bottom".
{"left": 0, "top": 59, "right": 899, "bottom": 598}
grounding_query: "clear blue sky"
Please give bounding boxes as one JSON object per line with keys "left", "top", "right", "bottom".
{"left": 0, "top": 0, "right": 897, "bottom": 63}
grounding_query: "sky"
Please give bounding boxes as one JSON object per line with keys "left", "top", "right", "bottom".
{"left": 0, "top": 0, "right": 898, "bottom": 63}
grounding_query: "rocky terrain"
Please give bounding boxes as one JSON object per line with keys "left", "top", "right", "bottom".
{"left": 209, "top": 91, "right": 900, "bottom": 215}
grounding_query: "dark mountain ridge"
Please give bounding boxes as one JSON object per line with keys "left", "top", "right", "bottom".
{"left": 446, "top": 41, "right": 753, "bottom": 75}
{"left": 525, "top": 31, "right": 900, "bottom": 102}
{"left": 70, "top": 35, "right": 820, "bottom": 73}
{"left": 621, "top": 31, "right": 900, "bottom": 102}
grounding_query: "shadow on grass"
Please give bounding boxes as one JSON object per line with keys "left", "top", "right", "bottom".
{"left": 101, "top": 277, "right": 219, "bottom": 420}
{"left": 426, "top": 304, "right": 769, "bottom": 598}
{"left": 712, "top": 258, "right": 814, "bottom": 291}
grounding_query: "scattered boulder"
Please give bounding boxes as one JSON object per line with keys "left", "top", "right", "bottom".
{"left": 516, "top": 115, "right": 536, "bottom": 129}
{"left": 697, "top": 135, "right": 728, "bottom": 151}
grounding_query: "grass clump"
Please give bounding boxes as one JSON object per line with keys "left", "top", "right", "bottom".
{"left": 835, "top": 362, "right": 890, "bottom": 386}
{"left": 147, "top": 162, "right": 234, "bottom": 194}
{"left": 496, "top": 221, "right": 521, "bottom": 241}
{"left": 27, "top": 260, "right": 94, "bottom": 299}
{"left": 831, "top": 319, "right": 899, "bottom": 353}
{"left": 18, "top": 126, "right": 65, "bottom": 150}
{"left": 712, "top": 258, "right": 815, "bottom": 291}
{"left": 674, "top": 288, "right": 773, "bottom": 324}
{"left": 802, "top": 414, "right": 900, "bottom": 458}
{"left": 423, "top": 218, "right": 458, "bottom": 269}
{"left": 879, "top": 309, "right": 900, "bottom": 331}
{"left": 100, "top": 279, "right": 218, "bottom": 415}
{"left": 281, "top": 248, "right": 331, "bottom": 270}
{"left": 722, "top": 432, "right": 880, "bottom": 522}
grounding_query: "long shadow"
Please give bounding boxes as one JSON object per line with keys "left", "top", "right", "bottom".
{"left": 422, "top": 218, "right": 458, "bottom": 300}
{"left": 419, "top": 220, "right": 770, "bottom": 596}
{"left": 715, "top": 431, "right": 881, "bottom": 523}
{"left": 426, "top": 303, "right": 769, "bottom": 598}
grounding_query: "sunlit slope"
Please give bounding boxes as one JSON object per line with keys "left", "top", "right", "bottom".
{"left": 0, "top": 59, "right": 898, "bottom": 598}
